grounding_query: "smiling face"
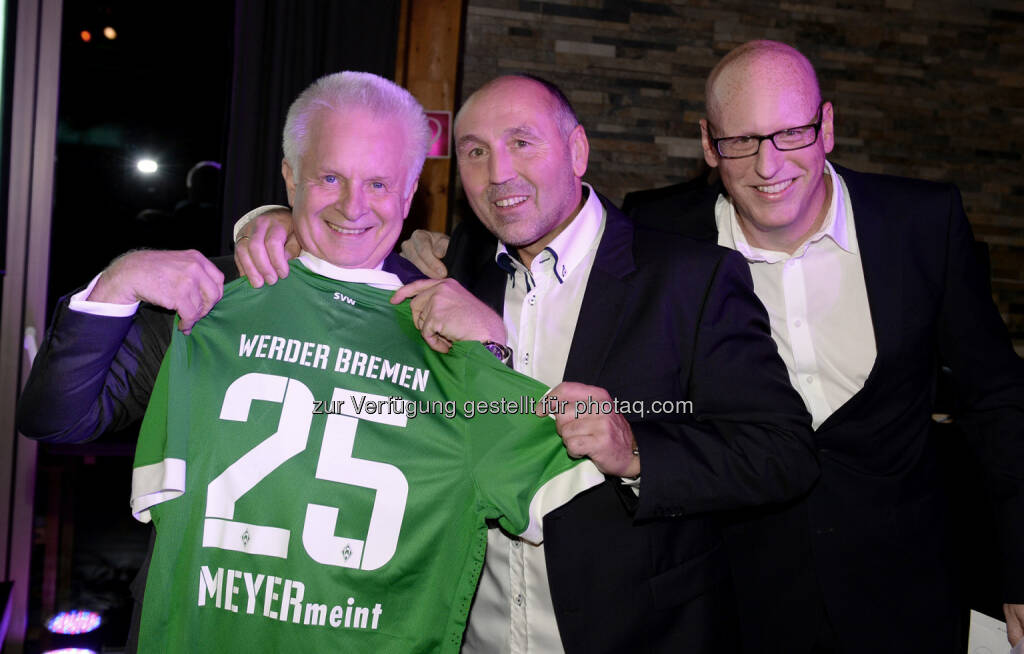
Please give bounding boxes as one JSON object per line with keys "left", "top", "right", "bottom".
{"left": 282, "top": 107, "right": 416, "bottom": 269}
{"left": 454, "top": 76, "right": 588, "bottom": 264}
{"left": 701, "top": 46, "right": 835, "bottom": 251}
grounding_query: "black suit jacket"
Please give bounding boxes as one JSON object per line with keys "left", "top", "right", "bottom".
{"left": 444, "top": 194, "right": 818, "bottom": 653}
{"left": 624, "top": 165, "right": 1024, "bottom": 653}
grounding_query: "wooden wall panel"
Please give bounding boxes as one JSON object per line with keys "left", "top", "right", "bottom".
{"left": 395, "top": 0, "right": 467, "bottom": 235}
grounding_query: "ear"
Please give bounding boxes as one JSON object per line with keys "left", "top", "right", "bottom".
{"left": 700, "top": 119, "right": 720, "bottom": 169}
{"left": 568, "top": 124, "right": 589, "bottom": 178}
{"left": 402, "top": 177, "right": 419, "bottom": 219}
{"left": 820, "top": 101, "right": 835, "bottom": 155}
{"left": 282, "top": 158, "right": 297, "bottom": 206}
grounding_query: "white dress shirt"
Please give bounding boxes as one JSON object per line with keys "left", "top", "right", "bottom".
{"left": 714, "top": 161, "right": 876, "bottom": 428}
{"left": 462, "top": 183, "right": 605, "bottom": 654}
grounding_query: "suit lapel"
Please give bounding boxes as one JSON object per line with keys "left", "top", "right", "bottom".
{"left": 685, "top": 181, "right": 724, "bottom": 243}
{"left": 818, "top": 165, "right": 903, "bottom": 430}
{"left": 562, "top": 197, "right": 636, "bottom": 385}
{"left": 381, "top": 252, "right": 426, "bottom": 284}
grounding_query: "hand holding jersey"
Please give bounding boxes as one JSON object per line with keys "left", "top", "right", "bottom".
{"left": 389, "top": 277, "right": 508, "bottom": 354}
{"left": 541, "top": 381, "right": 641, "bottom": 478}
{"left": 233, "top": 207, "right": 298, "bottom": 287}
{"left": 89, "top": 249, "right": 225, "bottom": 334}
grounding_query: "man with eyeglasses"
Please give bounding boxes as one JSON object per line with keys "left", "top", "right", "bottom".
{"left": 624, "top": 39, "right": 1024, "bottom": 654}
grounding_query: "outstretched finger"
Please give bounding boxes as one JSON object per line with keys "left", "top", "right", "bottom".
{"left": 390, "top": 278, "right": 443, "bottom": 305}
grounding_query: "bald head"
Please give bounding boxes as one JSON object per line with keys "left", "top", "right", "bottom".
{"left": 705, "top": 40, "right": 821, "bottom": 126}
{"left": 457, "top": 74, "right": 580, "bottom": 140}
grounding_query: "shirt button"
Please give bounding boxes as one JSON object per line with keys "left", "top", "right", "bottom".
{"left": 512, "top": 540, "right": 521, "bottom": 549}
{"left": 515, "top": 594, "right": 523, "bottom": 606}
{"left": 806, "top": 376, "right": 813, "bottom": 384}
{"left": 523, "top": 353, "right": 529, "bottom": 364}
{"left": 794, "top": 319, "right": 802, "bottom": 328}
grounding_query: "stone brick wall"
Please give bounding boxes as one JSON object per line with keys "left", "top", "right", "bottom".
{"left": 458, "top": 0, "right": 1024, "bottom": 343}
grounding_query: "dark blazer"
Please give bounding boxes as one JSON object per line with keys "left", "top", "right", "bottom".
{"left": 444, "top": 194, "right": 819, "bottom": 653}
{"left": 18, "top": 253, "right": 423, "bottom": 443}
{"left": 624, "top": 164, "right": 1024, "bottom": 653}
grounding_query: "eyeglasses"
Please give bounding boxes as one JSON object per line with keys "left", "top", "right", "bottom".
{"left": 709, "top": 101, "right": 827, "bottom": 159}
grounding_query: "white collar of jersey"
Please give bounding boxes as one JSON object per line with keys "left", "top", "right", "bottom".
{"left": 714, "top": 161, "right": 857, "bottom": 263}
{"left": 493, "top": 182, "right": 604, "bottom": 283}
{"left": 298, "top": 252, "right": 403, "bottom": 290}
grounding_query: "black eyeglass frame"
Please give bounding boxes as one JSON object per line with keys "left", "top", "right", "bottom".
{"left": 708, "top": 100, "right": 828, "bottom": 159}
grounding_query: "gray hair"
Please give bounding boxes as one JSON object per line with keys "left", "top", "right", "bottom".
{"left": 283, "top": 71, "right": 431, "bottom": 192}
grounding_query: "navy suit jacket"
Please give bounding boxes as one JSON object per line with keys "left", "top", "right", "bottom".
{"left": 624, "top": 164, "right": 1024, "bottom": 653}
{"left": 444, "top": 194, "right": 818, "bottom": 653}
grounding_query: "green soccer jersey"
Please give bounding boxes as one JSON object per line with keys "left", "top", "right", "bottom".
{"left": 131, "top": 257, "right": 603, "bottom": 654}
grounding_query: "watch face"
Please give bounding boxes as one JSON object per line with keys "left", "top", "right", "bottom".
{"left": 484, "top": 341, "right": 511, "bottom": 362}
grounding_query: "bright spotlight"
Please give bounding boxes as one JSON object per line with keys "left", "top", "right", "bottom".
{"left": 103, "top": 26, "right": 116, "bottom": 40}
{"left": 45, "top": 610, "right": 102, "bottom": 635}
{"left": 80, "top": 30, "right": 92, "bottom": 42}
{"left": 136, "top": 159, "right": 158, "bottom": 174}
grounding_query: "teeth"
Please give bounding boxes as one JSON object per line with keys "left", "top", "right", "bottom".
{"left": 495, "top": 196, "right": 528, "bottom": 208}
{"left": 326, "top": 222, "right": 367, "bottom": 235}
{"left": 755, "top": 180, "right": 794, "bottom": 194}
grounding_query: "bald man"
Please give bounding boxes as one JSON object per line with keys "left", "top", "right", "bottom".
{"left": 625, "top": 40, "right": 1024, "bottom": 653}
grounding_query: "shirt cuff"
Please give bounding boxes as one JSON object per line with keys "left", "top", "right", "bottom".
{"left": 68, "top": 273, "right": 140, "bottom": 317}
{"left": 233, "top": 204, "right": 290, "bottom": 241}
{"left": 620, "top": 475, "right": 640, "bottom": 496}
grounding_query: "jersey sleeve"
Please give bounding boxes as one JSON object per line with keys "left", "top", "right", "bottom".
{"left": 457, "top": 343, "right": 604, "bottom": 544}
{"left": 131, "top": 329, "right": 190, "bottom": 523}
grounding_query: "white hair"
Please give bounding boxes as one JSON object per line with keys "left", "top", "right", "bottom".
{"left": 283, "top": 71, "right": 431, "bottom": 192}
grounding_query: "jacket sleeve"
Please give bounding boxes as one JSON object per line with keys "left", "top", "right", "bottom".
{"left": 633, "top": 250, "right": 819, "bottom": 519}
{"left": 16, "top": 293, "right": 175, "bottom": 443}
{"left": 934, "top": 184, "right": 1024, "bottom": 601}
{"left": 17, "top": 254, "right": 239, "bottom": 443}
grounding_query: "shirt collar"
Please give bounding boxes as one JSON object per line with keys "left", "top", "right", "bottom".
{"left": 714, "top": 160, "right": 856, "bottom": 262}
{"left": 298, "top": 252, "right": 403, "bottom": 290}
{"left": 494, "top": 182, "right": 604, "bottom": 284}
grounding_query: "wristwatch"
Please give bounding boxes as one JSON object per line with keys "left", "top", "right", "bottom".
{"left": 482, "top": 341, "right": 514, "bottom": 366}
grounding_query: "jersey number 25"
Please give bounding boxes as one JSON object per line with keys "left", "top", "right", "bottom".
{"left": 202, "top": 372, "right": 408, "bottom": 571}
